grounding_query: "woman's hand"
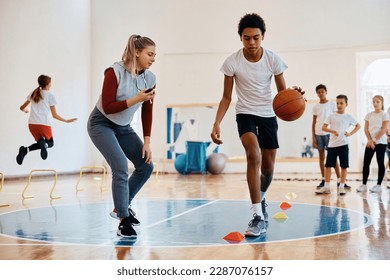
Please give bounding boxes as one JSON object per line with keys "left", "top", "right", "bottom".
{"left": 138, "top": 88, "right": 155, "bottom": 104}
{"left": 142, "top": 142, "right": 152, "bottom": 163}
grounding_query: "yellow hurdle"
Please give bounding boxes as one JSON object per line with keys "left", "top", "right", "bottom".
{"left": 0, "top": 172, "right": 9, "bottom": 207}
{"left": 75, "top": 166, "right": 107, "bottom": 192}
{"left": 22, "top": 169, "right": 60, "bottom": 200}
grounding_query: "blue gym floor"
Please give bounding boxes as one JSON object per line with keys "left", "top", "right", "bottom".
{"left": 0, "top": 199, "right": 370, "bottom": 247}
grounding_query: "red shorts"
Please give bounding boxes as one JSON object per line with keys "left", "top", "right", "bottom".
{"left": 28, "top": 124, "right": 53, "bottom": 141}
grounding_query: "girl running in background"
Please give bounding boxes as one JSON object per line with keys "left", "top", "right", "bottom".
{"left": 17, "top": 74, "right": 77, "bottom": 165}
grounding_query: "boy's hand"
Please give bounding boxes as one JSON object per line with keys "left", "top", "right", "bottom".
{"left": 211, "top": 124, "right": 223, "bottom": 145}
{"left": 292, "top": 86, "right": 305, "bottom": 95}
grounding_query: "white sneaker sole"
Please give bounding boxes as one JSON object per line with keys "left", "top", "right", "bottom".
{"left": 244, "top": 230, "right": 266, "bottom": 237}
{"left": 315, "top": 190, "right": 330, "bottom": 194}
{"left": 117, "top": 230, "right": 137, "bottom": 239}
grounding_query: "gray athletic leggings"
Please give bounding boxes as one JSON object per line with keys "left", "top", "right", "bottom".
{"left": 87, "top": 107, "right": 153, "bottom": 218}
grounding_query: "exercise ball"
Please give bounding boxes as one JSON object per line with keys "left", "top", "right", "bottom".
{"left": 174, "top": 154, "right": 187, "bottom": 174}
{"left": 206, "top": 153, "right": 226, "bottom": 175}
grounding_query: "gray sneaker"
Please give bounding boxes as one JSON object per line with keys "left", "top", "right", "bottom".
{"left": 245, "top": 215, "right": 266, "bottom": 237}
{"left": 261, "top": 199, "right": 268, "bottom": 224}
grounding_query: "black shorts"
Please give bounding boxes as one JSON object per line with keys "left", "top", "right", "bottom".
{"left": 236, "top": 114, "right": 279, "bottom": 149}
{"left": 325, "top": 145, "right": 349, "bottom": 168}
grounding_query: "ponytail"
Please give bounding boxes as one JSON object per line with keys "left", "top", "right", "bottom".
{"left": 31, "top": 87, "right": 42, "bottom": 103}
{"left": 121, "top": 34, "right": 155, "bottom": 77}
{"left": 31, "top": 75, "right": 51, "bottom": 103}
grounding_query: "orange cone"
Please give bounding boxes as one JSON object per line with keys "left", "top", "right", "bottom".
{"left": 223, "top": 231, "right": 245, "bottom": 243}
{"left": 279, "top": 201, "right": 292, "bottom": 210}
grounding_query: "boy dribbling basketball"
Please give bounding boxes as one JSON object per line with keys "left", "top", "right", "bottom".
{"left": 210, "top": 13, "right": 304, "bottom": 237}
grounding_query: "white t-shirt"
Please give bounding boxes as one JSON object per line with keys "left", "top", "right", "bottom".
{"left": 387, "top": 107, "right": 390, "bottom": 138}
{"left": 27, "top": 90, "right": 57, "bottom": 126}
{"left": 364, "top": 111, "right": 390, "bottom": 145}
{"left": 312, "top": 101, "right": 336, "bottom": 135}
{"left": 220, "top": 48, "right": 287, "bottom": 117}
{"left": 324, "top": 112, "right": 358, "bottom": 148}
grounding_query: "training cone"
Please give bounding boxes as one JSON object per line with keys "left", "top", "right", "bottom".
{"left": 223, "top": 231, "right": 245, "bottom": 243}
{"left": 272, "top": 211, "right": 288, "bottom": 223}
{"left": 285, "top": 192, "right": 297, "bottom": 200}
{"left": 279, "top": 201, "right": 292, "bottom": 211}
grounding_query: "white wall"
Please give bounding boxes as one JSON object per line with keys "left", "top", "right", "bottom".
{"left": 1, "top": 0, "right": 390, "bottom": 176}
{"left": 89, "top": 0, "right": 390, "bottom": 172}
{"left": 0, "top": 0, "right": 91, "bottom": 176}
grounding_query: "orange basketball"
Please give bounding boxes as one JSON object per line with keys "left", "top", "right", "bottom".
{"left": 273, "top": 88, "right": 305, "bottom": 121}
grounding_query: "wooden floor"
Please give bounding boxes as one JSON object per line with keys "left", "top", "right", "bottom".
{"left": 0, "top": 171, "right": 389, "bottom": 260}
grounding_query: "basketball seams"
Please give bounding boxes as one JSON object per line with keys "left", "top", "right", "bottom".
{"left": 273, "top": 96, "right": 305, "bottom": 111}
{"left": 272, "top": 89, "right": 305, "bottom": 121}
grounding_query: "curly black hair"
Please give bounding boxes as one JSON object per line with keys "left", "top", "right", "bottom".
{"left": 238, "top": 13, "right": 266, "bottom": 36}
{"left": 315, "top": 84, "right": 327, "bottom": 92}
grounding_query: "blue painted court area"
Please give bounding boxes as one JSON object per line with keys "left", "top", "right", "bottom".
{"left": 0, "top": 200, "right": 370, "bottom": 247}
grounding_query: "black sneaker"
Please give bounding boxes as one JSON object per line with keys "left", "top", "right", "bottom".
{"left": 261, "top": 198, "right": 269, "bottom": 225}
{"left": 38, "top": 139, "right": 47, "bottom": 160}
{"left": 16, "top": 146, "right": 28, "bottom": 165}
{"left": 110, "top": 208, "right": 140, "bottom": 226}
{"left": 317, "top": 180, "right": 325, "bottom": 188}
{"left": 337, "top": 182, "right": 351, "bottom": 189}
{"left": 117, "top": 217, "right": 137, "bottom": 238}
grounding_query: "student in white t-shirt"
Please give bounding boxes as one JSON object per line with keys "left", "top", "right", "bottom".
{"left": 387, "top": 106, "right": 390, "bottom": 188}
{"left": 16, "top": 75, "right": 77, "bottom": 165}
{"left": 315, "top": 95, "right": 360, "bottom": 195}
{"left": 210, "top": 13, "right": 304, "bottom": 237}
{"left": 357, "top": 95, "right": 389, "bottom": 193}
{"left": 312, "top": 84, "right": 342, "bottom": 188}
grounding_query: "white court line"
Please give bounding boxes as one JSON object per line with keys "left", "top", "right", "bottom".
{"left": 140, "top": 199, "right": 220, "bottom": 230}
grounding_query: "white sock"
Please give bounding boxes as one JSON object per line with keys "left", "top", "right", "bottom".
{"left": 339, "top": 183, "right": 345, "bottom": 189}
{"left": 324, "top": 182, "right": 330, "bottom": 188}
{"left": 252, "top": 203, "right": 264, "bottom": 220}
{"left": 261, "top": 192, "right": 266, "bottom": 201}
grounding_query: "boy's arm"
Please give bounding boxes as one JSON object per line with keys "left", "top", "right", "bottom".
{"left": 211, "top": 75, "right": 234, "bottom": 145}
{"left": 321, "top": 123, "right": 336, "bottom": 134}
{"left": 346, "top": 123, "right": 361, "bottom": 136}
{"left": 312, "top": 115, "right": 317, "bottom": 147}
{"left": 274, "top": 73, "right": 286, "bottom": 92}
